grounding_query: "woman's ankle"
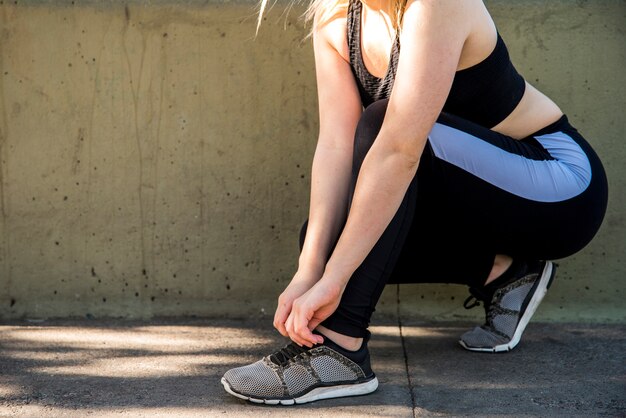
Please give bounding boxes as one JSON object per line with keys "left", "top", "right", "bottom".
{"left": 484, "top": 254, "right": 513, "bottom": 286}
{"left": 316, "top": 325, "right": 363, "bottom": 351}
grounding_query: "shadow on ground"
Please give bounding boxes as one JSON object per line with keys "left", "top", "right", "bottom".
{"left": 0, "top": 318, "right": 624, "bottom": 417}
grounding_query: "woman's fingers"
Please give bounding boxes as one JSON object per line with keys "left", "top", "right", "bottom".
{"left": 308, "top": 317, "right": 324, "bottom": 341}
{"left": 273, "top": 278, "right": 319, "bottom": 338}
{"left": 285, "top": 313, "right": 310, "bottom": 347}
{"left": 288, "top": 300, "right": 322, "bottom": 347}
{"left": 273, "top": 302, "right": 290, "bottom": 337}
{"left": 295, "top": 309, "right": 323, "bottom": 345}
{"left": 282, "top": 281, "right": 341, "bottom": 347}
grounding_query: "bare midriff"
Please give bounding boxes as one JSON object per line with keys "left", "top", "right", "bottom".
{"left": 490, "top": 82, "right": 563, "bottom": 139}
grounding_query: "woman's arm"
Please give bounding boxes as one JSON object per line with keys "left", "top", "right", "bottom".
{"left": 273, "top": 17, "right": 364, "bottom": 337}
{"left": 286, "top": 0, "right": 474, "bottom": 347}
{"left": 298, "top": 20, "right": 363, "bottom": 277}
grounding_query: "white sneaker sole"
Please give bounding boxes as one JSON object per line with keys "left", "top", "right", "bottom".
{"left": 459, "top": 261, "right": 555, "bottom": 353}
{"left": 221, "top": 376, "right": 379, "bottom": 405}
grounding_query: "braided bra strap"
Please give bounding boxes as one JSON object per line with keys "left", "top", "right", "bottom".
{"left": 347, "top": 0, "right": 400, "bottom": 107}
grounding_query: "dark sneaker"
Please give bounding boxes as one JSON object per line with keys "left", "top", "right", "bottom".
{"left": 221, "top": 332, "right": 378, "bottom": 405}
{"left": 459, "top": 260, "right": 556, "bottom": 353}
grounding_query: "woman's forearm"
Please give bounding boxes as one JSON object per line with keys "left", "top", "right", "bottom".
{"left": 320, "top": 135, "right": 424, "bottom": 289}
{"left": 297, "top": 142, "right": 353, "bottom": 278}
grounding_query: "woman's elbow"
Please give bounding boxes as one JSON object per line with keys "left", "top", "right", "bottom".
{"left": 387, "top": 137, "right": 425, "bottom": 170}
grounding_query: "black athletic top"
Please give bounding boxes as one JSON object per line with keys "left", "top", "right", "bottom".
{"left": 347, "top": 0, "right": 526, "bottom": 128}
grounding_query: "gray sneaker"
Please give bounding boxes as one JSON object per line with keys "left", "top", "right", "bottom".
{"left": 221, "top": 334, "right": 378, "bottom": 405}
{"left": 459, "top": 260, "right": 556, "bottom": 353}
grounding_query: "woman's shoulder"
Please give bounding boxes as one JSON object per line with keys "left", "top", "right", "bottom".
{"left": 313, "top": 3, "right": 350, "bottom": 63}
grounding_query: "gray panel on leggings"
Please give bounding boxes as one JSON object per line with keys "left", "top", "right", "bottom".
{"left": 427, "top": 124, "right": 592, "bottom": 203}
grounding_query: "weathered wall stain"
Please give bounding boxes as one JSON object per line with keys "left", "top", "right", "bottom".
{"left": 0, "top": 5, "right": 13, "bottom": 309}
{"left": 0, "top": 0, "right": 624, "bottom": 322}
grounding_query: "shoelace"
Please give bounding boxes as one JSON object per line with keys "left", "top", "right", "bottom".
{"left": 269, "top": 342, "right": 310, "bottom": 366}
{"left": 464, "top": 260, "right": 545, "bottom": 310}
{"left": 463, "top": 286, "right": 492, "bottom": 310}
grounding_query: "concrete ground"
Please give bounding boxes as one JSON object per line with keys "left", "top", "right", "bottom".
{"left": 0, "top": 318, "right": 624, "bottom": 417}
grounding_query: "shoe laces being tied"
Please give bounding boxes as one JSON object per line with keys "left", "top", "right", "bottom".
{"left": 269, "top": 342, "right": 310, "bottom": 366}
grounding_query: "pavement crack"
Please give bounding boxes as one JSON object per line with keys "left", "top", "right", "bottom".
{"left": 397, "top": 284, "right": 417, "bottom": 418}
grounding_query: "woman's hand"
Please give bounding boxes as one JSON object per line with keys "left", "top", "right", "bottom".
{"left": 273, "top": 271, "right": 320, "bottom": 338}
{"left": 284, "top": 279, "right": 343, "bottom": 347}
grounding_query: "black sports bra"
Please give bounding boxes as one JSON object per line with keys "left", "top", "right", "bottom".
{"left": 347, "top": 0, "right": 526, "bottom": 128}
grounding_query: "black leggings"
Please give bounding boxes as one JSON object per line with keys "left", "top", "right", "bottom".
{"left": 299, "top": 99, "right": 608, "bottom": 338}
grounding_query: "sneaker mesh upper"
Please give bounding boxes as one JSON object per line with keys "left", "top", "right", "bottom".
{"left": 499, "top": 282, "right": 534, "bottom": 310}
{"left": 283, "top": 363, "right": 317, "bottom": 395}
{"left": 491, "top": 311, "right": 518, "bottom": 337}
{"left": 461, "top": 326, "right": 508, "bottom": 348}
{"left": 223, "top": 359, "right": 285, "bottom": 398}
{"left": 311, "top": 355, "right": 358, "bottom": 382}
{"left": 488, "top": 280, "right": 535, "bottom": 338}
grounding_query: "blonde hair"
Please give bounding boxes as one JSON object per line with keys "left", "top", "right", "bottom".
{"left": 256, "top": 0, "right": 408, "bottom": 35}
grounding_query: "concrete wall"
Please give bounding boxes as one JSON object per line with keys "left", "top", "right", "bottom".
{"left": 0, "top": 0, "right": 624, "bottom": 322}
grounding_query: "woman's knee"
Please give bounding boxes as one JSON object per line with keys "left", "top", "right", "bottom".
{"left": 353, "top": 99, "right": 389, "bottom": 167}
